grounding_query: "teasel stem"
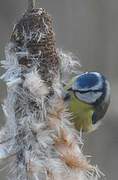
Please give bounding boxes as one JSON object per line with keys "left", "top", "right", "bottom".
{"left": 28, "top": 0, "right": 36, "bottom": 11}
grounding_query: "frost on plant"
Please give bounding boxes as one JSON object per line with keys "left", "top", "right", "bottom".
{"left": 0, "top": 5, "right": 101, "bottom": 180}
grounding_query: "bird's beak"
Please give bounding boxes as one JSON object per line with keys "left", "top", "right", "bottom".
{"left": 67, "top": 87, "right": 73, "bottom": 91}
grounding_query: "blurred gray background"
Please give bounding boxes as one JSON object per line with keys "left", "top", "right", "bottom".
{"left": 0, "top": 0, "right": 118, "bottom": 179}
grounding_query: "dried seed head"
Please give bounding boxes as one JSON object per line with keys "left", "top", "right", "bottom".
{"left": 10, "top": 7, "right": 59, "bottom": 86}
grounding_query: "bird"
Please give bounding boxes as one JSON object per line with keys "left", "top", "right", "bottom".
{"left": 64, "top": 72, "right": 110, "bottom": 132}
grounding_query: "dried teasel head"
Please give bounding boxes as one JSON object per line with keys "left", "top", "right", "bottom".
{"left": 10, "top": 2, "right": 60, "bottom": 88}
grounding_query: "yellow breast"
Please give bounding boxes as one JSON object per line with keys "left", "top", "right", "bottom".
{"left": 70, "top": 94, "right": 94, "bottom": 132}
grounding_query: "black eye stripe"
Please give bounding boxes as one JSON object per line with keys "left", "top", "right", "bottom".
{"left": 74, "top": 89, "right": 103, "bottom": 94}
{"left": 67, "top": 87, "right": 103, "bottom": 94}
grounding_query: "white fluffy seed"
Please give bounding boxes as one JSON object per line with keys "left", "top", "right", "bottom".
{"left": 23, "top": 71, "right": 49, "bottom": 97}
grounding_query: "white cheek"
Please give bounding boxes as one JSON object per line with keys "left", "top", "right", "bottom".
{"left": 76, "top": 91, "right": 102, "bottom": 103}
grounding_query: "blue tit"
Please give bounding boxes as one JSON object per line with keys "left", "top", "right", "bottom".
{"left": 64, "top": 72, "right": 110, "bottom": 132}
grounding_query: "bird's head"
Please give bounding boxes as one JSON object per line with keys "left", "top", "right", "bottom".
{"left": 65, "top": 72, "right": 110, "bottom": 132}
